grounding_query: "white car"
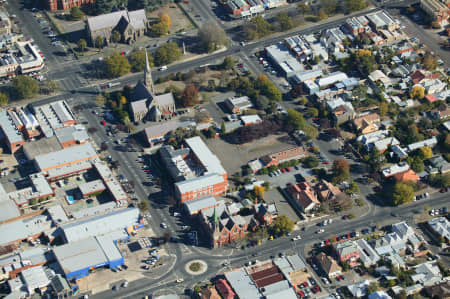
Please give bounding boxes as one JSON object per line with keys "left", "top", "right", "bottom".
{"left": 317, "top": 229, "right": 325, "bottom": 234}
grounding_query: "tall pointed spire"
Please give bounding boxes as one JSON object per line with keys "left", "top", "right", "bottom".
{"left": 144, "top": 50, "right": 154, "bottom": 94}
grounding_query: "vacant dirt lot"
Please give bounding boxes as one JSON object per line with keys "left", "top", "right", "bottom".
{"left": 205, "top": 133, "right": 297, "bottom": 175}
{"left": 147, "top": 4, "right": 194, "bottom": 33}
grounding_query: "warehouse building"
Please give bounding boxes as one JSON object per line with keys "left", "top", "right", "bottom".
{"left": 34, "top": 143, "right": 98, "bottom": 172}
{"left": 59, "top": 207, "right": 140, "bottom": 243}
{"left": 0, "top": 110, "right": 25, "bottom": 153}
{"left": 53, "top": 235, "right": 124, "bottom": 280}
{"left": 265, "top": 43, "right": 303, "bottom": 77}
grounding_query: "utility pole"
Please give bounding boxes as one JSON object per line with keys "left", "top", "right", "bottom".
{"left": 182, "top": 41, "right": 186, "bottom": 55}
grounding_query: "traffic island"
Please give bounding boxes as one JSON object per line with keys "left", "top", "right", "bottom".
{"left": 185, "top": 260, "right": 207, "bottom": 275}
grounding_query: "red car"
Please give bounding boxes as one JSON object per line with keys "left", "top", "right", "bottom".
{"left": 322, "top": 160, "right": 330, "bottom": 164}
{"left": 286, "top": 168, "right": 291, "bottom": 172}
{"left": 281, "top": 168, "right": 286, "bottom": 173}
{"left": 101, "top": 120, "right": 106, "bottom": 125}
{"left": 314, "top": 286, "right": 321, "bottom": 293}
{"left": 297, "top": 291, "right": 305, "bottom": 298}
{"left": 303, "top": 281, "right": 309, "bottom": 288}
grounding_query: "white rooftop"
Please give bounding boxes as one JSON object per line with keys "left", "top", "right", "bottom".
{"left": 35, "top": 143, "right": 97, "bottom": 171}
{"left": 185, "top": 136, "right": 226, "bottom": 175}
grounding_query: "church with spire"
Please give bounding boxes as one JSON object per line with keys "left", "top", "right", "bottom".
{"left": 129, "top": 51, "right": 176, "bottom": 122}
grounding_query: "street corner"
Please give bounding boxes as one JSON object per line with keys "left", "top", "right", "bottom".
{"left": 184, "top": 259, "right": 208, "bottom": 276}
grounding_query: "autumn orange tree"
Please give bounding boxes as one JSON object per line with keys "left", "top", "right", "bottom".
{"left": 180, "top": 84, "right": 199, "bottom": 107}
{"left": 332, "top": 158, "right": 350, "bottom": 184}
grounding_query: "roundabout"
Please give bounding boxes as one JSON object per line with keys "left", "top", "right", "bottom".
{"left": 185, "top": 260, "right": 208, "bottom": 275}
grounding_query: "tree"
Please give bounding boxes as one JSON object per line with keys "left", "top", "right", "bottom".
{"left": 129, "top": 49, "right": 153, "bottom": 72}
{"left": 253, "top": 185, "right": 265, "bottom": 199}
{"left": 409, "top": 85, "right": 425, "bottom": 100}
{"left": 198, "top": 21, "right": 229, "bottom": 52}
{"left": 419, "top": 146, "right": 432, "bottom": 159}
{"left": 367, "top": 282, "right": 380, "bottom": 294}
{"left": 87, "top": 127, "right": 98, "bottom": 134}
{"left": 94, "top": 0, "right": 113, "bottom": 14}
{"left": 422, "top": 52, "right": 437, "bottom": 71}
{"left": 138, "top": 200, "right": 149, "bottom": 212}
{"left": 320, "top": 0, "right": 338, "bottom": 15}
{"left": 276, "top": 13, "right": 294, "bottom": 31}
{"left": 245, "top": 16, "right": 272, "bottom": 40}
{"left": 221, "top": 56, "right": 234, "bottom": 70}
{"left": 256, "top": 75, "right": 282, "bottom": 102}
{"left": 70, "top": 6, "right": 84, "bottom": 20}
{"left": 151, "top": 22, "right": 169, "bottom": 37}
{"left": 180, "top": 84, "right": 199, "bottom": 107}
{"left": 344, "top": 0, "right": 367, "bottom": 13}
{"left": 40, "top": 80, "right": 60, "bottom": 95}
{"left": 77, "top": 38, "right": 87, "bottom": 52}
{"left": 307, "top": 107, "right": 319, "bottom": 118}
{"left": 346, "top": 181, "right": 360, "bottom": 195}
{"left": 95, "top": 36, "right": 105, "bottom": 49}
{"left": 297, "top": 3, "right": 312, "bottom": 15}
{"left": 352, "top": 84, "right": 368, "bottom": 100}
{"left": 0, "top": 92, "right": 8, "bottom": 106}
{"left": 332, "top": 158, "right": 350, "bottom": 183}
{"left": 392, "top": 182, "right": 414, "bottom": 206}
{"left": 379, "top": 101, "right": 388, "bottom": 117}
{"left": 154, "top": 42, "right": 182, "bottom": 66}
{"left": 221, "top": 121, "right": 226, "bottom": 134}
{"left": 100, "top": 142, "right": 108, "bottom": 151}
{"left": 111, "top": 30, "right": 121, "bottom": 44}
{"left": 287, "top": 108, "right": 306, "bottom": 130}
{"left": 302, "top": 156, "right": 319, "bottom": 168}
{"left": 318, "top": 9, "right": 328, "bottom": 21}
{"left": 271, "top": 215, "right": 294, "bottom": 236}
{"left": 103, "top": 52, "right": 131, "bottom": 78}
{"left": 303, "top": 125, "right": 319, "bottom": 139}
{"left": 159, "top": 13, "right": 171, "bottom": 27}
{"left": 13, "top": 75, "right": 39, "bottom": 99}
{"left": 95, "top": 94, "right": 106, "bottom": 106}
{"left": 367, "top": 147, "right": 385, "bottom": 173}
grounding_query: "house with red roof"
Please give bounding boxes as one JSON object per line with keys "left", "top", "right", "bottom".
{"left": 215, "top": 278, "right": 235, "bottom": 299}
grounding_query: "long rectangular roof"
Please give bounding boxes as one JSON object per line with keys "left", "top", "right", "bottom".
{"left": 184, "top": 196, "right": 217, "bottom": 215}
{"left": 87, "top": 9, "right": 147, "bottom": 32}
{"left": 0, "top": 110, "right": 24, "bottom": 144}
{"left": 61, "top": 207, "right": 139, "bottom": 243}
{"left": 35, "top": 143, "right": 98, "bottom": 171}
{"left": 225, "top": 268, "right": 261, "bottom": 299}
{"left": 175, "top": 173, "right": 224, "bottom": 194}
{"left": 185, "top": 136, "right": 226, "bottom": 175}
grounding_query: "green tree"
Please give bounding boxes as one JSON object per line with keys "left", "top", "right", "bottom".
{"left": 198, "top": 20, "right": 229, "bottom": 52}
{"left": 95, "top": 94, "right": 106, "bottom": 106}
{"left": 151, "top": 22, "right": 169, "bottom": 37}
{"left": 346, "top": 181, "right": 360, "bottom": 194}
{"left": 307, "top": 107, "right": 319, "bottom": 118}
{"left": 287, "top": 108, "right": 306, "bottom": 130}
{"left": 392, "top": 182, "right": 414, "bottom": 206}
{"left": 271, "top": 215, "right": 294, "bottom": 236}
{"left": 221, "top": 56, "right": 234, "bottom": 70}
{"left": 154, "top": 42, "right": 182, "bottom": 66}
{"left": 77, "top": 38, "right": 87, "bottom": 52}
{"left": 111, "top": 30, "right": 121, "bottom": 44}
{"left": 318, "top": 9, "right": 328, "bottom": 21}
{"left": 367, "top": 147, "right": 385, "bottom": 173}
{"left": 320, "top": 0, "right": 338, "bottom": 15}
{"left": 13, "top": 75, "right": 39, "bottom": 99}
{"left": 304, "top": 125, "right": 319, "bottom": 139}
{"left": 95, "top": 36, "right": 105, "bottom": 49}
{"left": 70, "top": 6, "right": 84, "bottom": 20}
{"left": 276, "top": 12, "right": 294, "bottom": 31}
{"left": 297, "top": 3, "right": 312, "bottom": 15}
{"left": 0, "top": 92, "right": 9, "bottom": 106}
{"left": 419, "top": 146, "right": 432, "bottom": 159}
{"left": 245, "top": 16, "right": 272, "bottom": 40}
{"left": 378, "top": 101, "right": 388, "bottom": 117}
{"left": 128, "top": 49, "right": 153, "bottom": 72}
{"left": 138, "top": 200, "right": 149, "bottom": 212}
{"left": 255, "top": 74, "right": 281, "bottom": 102}
{"left": 367, "top": 282, "right": 380, "bottom": 294}
{"left": 302, "top": 156, "right": 319, "bottom": 168}
{"left": 40, "top": 80, "right": 60, "bottom": 95}
{"left": 344, "top": 0, "right": 367, "bottom": 13}
{"left": 94, "top": 0, "right": 113, "bottom": 14}
{"left": 103, "top": 52, "right": 131, "bottom": 78}
{"left": 422, "top": 52, "right": 437, "bottom": 71}
{"left": 332, "top": 158, "right": 350, "bottom": 183}
{"left": 352, "top": 84, "right": 368, "bottom": 100}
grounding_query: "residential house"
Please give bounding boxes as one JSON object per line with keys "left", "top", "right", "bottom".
{"left": 334, "top": 241, "right": 359, "bottom": 267}
{"left": 315, "top": 179, "right": 342, "bottom": 201}
{"left": 425, "top": 281, "right": 450, "bottom": 299}
{"left": 353, "top": 113, "right": 380, "bottom": 134}
{"left": 412, "top": 262, "right": 442, "bottom": 286}
{"left": 427, "top": 217, "right": 450, "bottom": 242}
{"left": 420, "top": 79, "right": 447, "bottom": 95}
{"left": 86, "top": 9, "right": 148, "bottom": 45}
{"left": 347, "top": 280, "right": 371, "bottom": 298}
{"left": 130, "top": 52, "right": 175, "bottom": 122}
{"left": 392, "top": 221, "right": 422, "bottom": 250}
{"left": 356, "top": 239, "right": 380, "bottom": 267}
{"left": 368, "top": 70, "right": 392, "bottom": 88}
{"left": 332, "top": 102, "right": 356, "bottom": 125}
{"left": 430, "top": 103, "right": 450, "bottom": 121}
{"left": 369, "top": 291, "right": 392, "bottom": 299}
{"left": 286, "top": 182, "right": 319, "bottom": 213}
{"left": 254, "top": 203, "right": 278, "bottom": 226}
{"left": 315, "top": 252, "right": 342, "bottom": 278}
{"left": 241, "top": 115, "right": 262, "bottom": 126}
{"left": 406, "top": 137, "right": 438, "bottom": 152}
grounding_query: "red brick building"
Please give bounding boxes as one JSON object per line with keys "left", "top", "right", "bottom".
{"left": 215, "top": 279, "right": 235, "bottom": 299}
{"left": 47, "top": 0, "right": 95, "bottom": 11}
{"left": 334, "top": 241, "right": 359, "bottom": 267}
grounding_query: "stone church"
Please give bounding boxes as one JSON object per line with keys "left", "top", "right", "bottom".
{"left": 129, "top": 52, "right": 176, "bottom": 122}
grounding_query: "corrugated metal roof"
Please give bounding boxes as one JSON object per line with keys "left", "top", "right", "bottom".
{"left": 184, "top": 196, "right": 217, "bottom": 215}
{"left": 35, "top": 143, "right": 97, "bottom": 171}
{"left": 175, "top": 173, "right": 224, "bottom": 194}
{"left": 185, "top": 136, "right": 226, "bottom": 175}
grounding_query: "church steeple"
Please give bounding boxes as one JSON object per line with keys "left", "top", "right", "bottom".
{"left": 144, "top": 50, "right": 154, "bottom": 94}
